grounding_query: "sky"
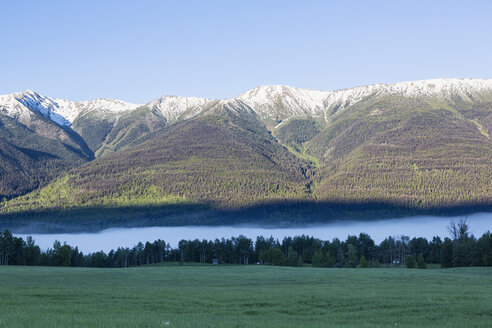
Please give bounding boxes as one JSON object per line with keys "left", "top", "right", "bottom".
{"left": 1, "top": 0, "right": 491, "bottom": 103}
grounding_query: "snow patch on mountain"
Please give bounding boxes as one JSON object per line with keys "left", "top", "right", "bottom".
{"left": 0, "top": 90, "right": 141, "bottom": 127}
{"left": 77, "top": 98, "right": 141, "bottom": 113}
{"left": 233, "top": 85, "right": 328, "bottom": 120}
{"left": 0, "top": 92, "right": 35, "bottom": 124}
{"left": 0, "top": 90, "right": 72, "bottom": 126}
{"left": 383, "top": 78, "right": 492, "bottom": 98}
{"left": 15, "top": 90, "right": 72, "bottom": 126}
{"left": 147, "top": 96, "right": 212, "bottom": 122}
{"left": 324, "top": 78, "right": 492, "bottom": 106}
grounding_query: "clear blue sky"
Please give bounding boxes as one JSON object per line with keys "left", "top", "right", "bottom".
{"left": 1, "top": 0, "right": 491, "bottom": 103}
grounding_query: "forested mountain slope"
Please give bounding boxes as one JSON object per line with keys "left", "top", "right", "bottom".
{"left": 0, "top": 115, "right": 91, "bottom": 199}
{"left": 2, "top": 105, "right": 312, "bottom": 215}
{"left": 0, "top": 91, "right": 95, "bottom": 199}
{"left": 1, "top": 79, "right": 491, "bottom": 228}
{"left": 307, "top": 95, "right": 492, "bottom": 208}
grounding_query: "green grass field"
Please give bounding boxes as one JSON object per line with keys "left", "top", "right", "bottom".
{"left": 0, "top": 265, "right": 491, "bottom": 327}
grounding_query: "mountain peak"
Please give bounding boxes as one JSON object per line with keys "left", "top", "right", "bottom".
{"left": 377, "top": 78, "right": 492, "bottom": 96}
{"left": 147, "top": 95, "right": 213, "bottom": 122}
{"left": 227, "top": 78, "right": 492, "bottom": 122}
{"left": 12, "top": 90, "right": 72, "bottom": 127}
{"left": 21, "top": 89, "right": 38, "bottom": 95}
{"left": 78, "top": 98, "right": 141, "bottom": 113}
{"left": 233, "top": 85, "right": 329, "bottom": 121}
{"left": 2, "top": 78, "right": 492, "bottom": 128}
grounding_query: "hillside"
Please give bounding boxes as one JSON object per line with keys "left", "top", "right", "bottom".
{"left": 0, "top": 94, "right": 94, "bottom": 199}
{"left": 1, "top": 105, "right": 314, "bottom": 229}
{"left": 1, "top": 79, "right": 492, "bottom": 229}
{"left": 307, "top": 94, "right": 492, "bottom": 208}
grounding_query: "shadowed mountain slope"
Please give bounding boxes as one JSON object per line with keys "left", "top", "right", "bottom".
{"left": 0, "top": 113, "right": 92, "bottom": 199}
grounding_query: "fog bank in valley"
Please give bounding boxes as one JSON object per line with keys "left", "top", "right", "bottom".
{"left": 16, "top": 213, "right": 492, "bottom": 253}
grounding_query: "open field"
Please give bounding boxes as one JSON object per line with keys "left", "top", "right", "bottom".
{"left": 0, "top": 265, "right": 491, "bottom": 327}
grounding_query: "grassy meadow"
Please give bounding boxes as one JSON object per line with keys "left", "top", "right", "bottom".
{"left": 0, "top": 265, "right": 491, "bottom": 327}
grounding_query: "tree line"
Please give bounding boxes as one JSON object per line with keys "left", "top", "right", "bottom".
{"left": 1, "top": 220, "right": 490, "bottom": 268}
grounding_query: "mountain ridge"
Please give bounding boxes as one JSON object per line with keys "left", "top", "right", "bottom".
{"left": 1, "top": 78, "right": 491, "bottom": 229}
{"left": 2, "top": 78, "right": 492, "bottom": 129}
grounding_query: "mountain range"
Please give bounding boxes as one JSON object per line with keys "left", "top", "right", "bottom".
{"left": 1, "top": 78, "right": 491, "bottom": 231}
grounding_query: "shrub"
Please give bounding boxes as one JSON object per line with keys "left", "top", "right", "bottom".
{"left": 406, "top": 255, "right": 415, "bottom": 269}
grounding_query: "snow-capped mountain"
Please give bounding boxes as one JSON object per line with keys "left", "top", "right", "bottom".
{"left": 0, "top": 90, "right": 141, "bottom": 128}
{"left": 1, "top": 78, "right": 492, "bottom": 131}
{"left": 0, "top": 90, "right": 75, "bottom": 127}
{"left": 1, "top": 78, "right": 492, "bottom": 210}
{"left": 229, "top": 85, "right": 328, "bottom": 121}
{"left": 320, "top": 78, "right": 492, "bottom": 109}
{"left": 0, "top": 91, "right": 37, "bottom": 125}
{"left": 147, "top": 96, "right": 213, "bottom": 123}
{"left": 76, "top": 98, "right": 142, "bottom": 115}
{"left": 229, "top": 78, "right": 492, "bottom": 122}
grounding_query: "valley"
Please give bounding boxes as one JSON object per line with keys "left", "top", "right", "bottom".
{"left": 4, "top": 3, "right": 492, "bottom": 328}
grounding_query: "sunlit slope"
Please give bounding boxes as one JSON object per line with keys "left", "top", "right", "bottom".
{"left": 297, "top": 95, "right": 492, "bottom": 207}
{"left": 2, "top": 106, "right": 312, "bottom": 214}
{"left": 72, "top": 106, "right": 166, "bottom": 157}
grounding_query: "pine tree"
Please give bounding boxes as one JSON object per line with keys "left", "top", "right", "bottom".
{"left": 441, "top": 239, "right": 453, "bottom": 268}
{"left": 417, "top": 253, "right": 427, "bottom": 269}
{"left": 406, "top": 255, "right": 415, "bottom": 269}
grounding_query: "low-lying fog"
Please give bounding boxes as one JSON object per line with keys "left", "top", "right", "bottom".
{"left": 16, "top": 213, "right": 492, "bottom": 253}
